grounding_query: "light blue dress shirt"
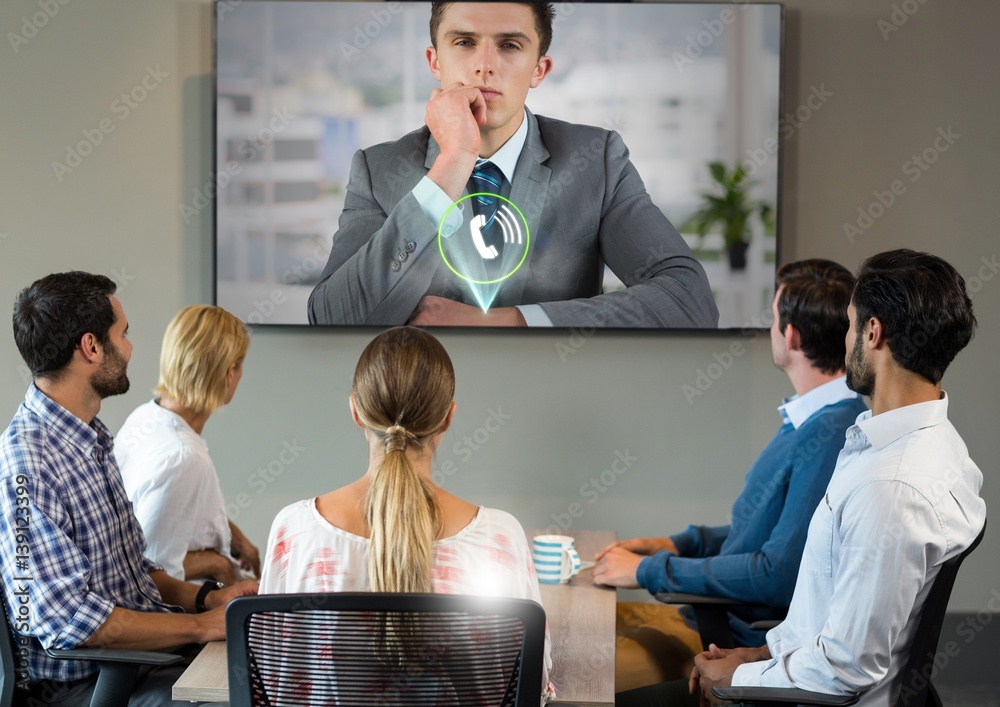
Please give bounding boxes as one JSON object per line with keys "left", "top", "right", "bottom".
{"left": 732, "top": 393, "right": 986, "bottom": 706}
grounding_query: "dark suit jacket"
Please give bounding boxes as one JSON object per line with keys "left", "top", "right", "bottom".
{"left": 308, "top": 110, "right": 719, "bottom": 328}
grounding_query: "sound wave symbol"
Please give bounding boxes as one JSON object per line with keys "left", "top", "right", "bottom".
{"left": 496, "top": 205, "right": 523, "bottom": 245}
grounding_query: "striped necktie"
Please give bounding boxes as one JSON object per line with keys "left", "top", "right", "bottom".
{"left": 469, "top": 160, "right": 505, "bottom": 232}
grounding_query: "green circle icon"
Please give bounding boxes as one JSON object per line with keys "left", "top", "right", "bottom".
{"left": 436, "top": 193, "right": 530, "bottom": 285}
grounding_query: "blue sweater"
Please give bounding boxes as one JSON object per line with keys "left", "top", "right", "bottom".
{"left": 636, "top": 395, "right": 868, "bottom": 645}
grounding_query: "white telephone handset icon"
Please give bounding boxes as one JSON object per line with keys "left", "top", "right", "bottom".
{"left": 469, "top": 214, "right": 499, "bottom": 260}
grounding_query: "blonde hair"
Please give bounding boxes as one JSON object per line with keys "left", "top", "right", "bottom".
{"left": 352, "top": 327, "right": 455, "bottom": 594}
{"left": 154, "top": 305, "right": 250, "bottom": 415}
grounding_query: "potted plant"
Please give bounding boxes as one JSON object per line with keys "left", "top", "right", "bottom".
{"left": 683, "top": 161, "right": 774, "bottom": 270}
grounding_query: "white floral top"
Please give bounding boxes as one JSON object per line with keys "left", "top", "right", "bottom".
{"left": 260, "top": 499, "right": 554, "bottom": 703}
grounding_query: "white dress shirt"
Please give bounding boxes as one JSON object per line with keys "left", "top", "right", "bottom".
{"left": 116, "top": 400, "right": 236, "bottom": 581}
{"left": 733, "top": 393, "right": 986, "bottom": 706}
{"left": 777, "top": 375, "right": 858, "bottom": 429}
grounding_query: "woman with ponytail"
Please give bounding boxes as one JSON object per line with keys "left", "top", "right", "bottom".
{"left": 258, "top": 326, "right": 553, "bottom": 702}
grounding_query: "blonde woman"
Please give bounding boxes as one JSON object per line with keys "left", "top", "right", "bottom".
{"left": 259, "top": 326, "right": 553, "bottom": 702}
{"left": 117, "top": 305, "right": 259, "bottom": 589}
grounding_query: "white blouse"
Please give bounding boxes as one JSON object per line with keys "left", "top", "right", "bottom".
{"left": 116, "top": 400, "right": 236, "bottom": 581}
{"left": 260, "top": 499, "right": 554, "bottom": 702}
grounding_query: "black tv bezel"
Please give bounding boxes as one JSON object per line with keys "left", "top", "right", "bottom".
{"left": 211, "top": 0, "right": 785, "bottom": 335}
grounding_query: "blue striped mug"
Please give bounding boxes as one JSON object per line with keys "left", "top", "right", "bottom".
{"left": 532, "top": 534, "right": 582, "bottom": 584}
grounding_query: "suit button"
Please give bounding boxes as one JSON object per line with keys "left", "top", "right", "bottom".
{"left": 397, "top": 251, "right": 408, "bottom": 262}
{"left": 404, "top": 240, "right": 416, "bottom": 252}
{"left": 390, "top": 260, "right": 401, "bottom": 272}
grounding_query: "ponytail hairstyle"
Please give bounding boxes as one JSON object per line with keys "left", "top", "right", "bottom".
{"left": 352, "top": 327, "right": 456, "bottom": 594}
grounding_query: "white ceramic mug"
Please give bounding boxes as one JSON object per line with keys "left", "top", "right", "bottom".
{"left": 532, "top": 534, "right": 582, "bottom": 584}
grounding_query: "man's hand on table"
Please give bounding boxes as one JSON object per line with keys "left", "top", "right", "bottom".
{"left": 591, "top": 545, "right": 643, "bottom": 588}
{"left": 204, "top": 579, "right": 259, "bottom": 612}
{"left": 596, "top": 536, "right": 678, "bottom": 558}
{"left": 408, "top": 296, "right": 526, "bottom": 327}
{"left": 689, "top": 643, "right": 771, "bottom": 706}
{"left": 196, "top": 579, "right": 259, "bottom": 642}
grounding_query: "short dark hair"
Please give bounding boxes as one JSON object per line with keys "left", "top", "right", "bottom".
{"left": 852, "top": 249, "right": 976, "bottom": 384}
{"left": 430, "top": 2, "right": 555, "bottom": 58}
{"left": 775, "top": 259, "right": 855, "bottom": 375}
{"left": 13, "top": 272, "right": 118, "bottom": 380}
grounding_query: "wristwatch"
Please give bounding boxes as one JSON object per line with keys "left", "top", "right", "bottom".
{"left": 195, "top": 580, "right": 225, "bottom": 613}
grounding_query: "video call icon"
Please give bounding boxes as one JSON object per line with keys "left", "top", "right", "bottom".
{"left": 469, "top": 204, "right": 524, "bottom": 261}
{"left": 438, "top": 194, "right": 530, "bottom": 312}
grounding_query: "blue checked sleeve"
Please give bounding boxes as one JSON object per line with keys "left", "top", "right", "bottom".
{"left": 0, "top": 437, "right": 114, "bottom": 650}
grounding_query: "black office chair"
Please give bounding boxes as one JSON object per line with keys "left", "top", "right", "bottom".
{"left": 653, "top": 592, "right": 785, "bottom": 651}
{"left": 226, "top": 592, "right": 547, "bottom": 706}
{"left": 0, "top": 593, "right": 183, "bottom": 707}
{"left": 711, "top": 521, "right": 987, "bottom": 707}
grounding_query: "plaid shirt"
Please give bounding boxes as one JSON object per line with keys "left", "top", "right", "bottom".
{"left": 0, "top": 385, "right": 179, "bottom": 683}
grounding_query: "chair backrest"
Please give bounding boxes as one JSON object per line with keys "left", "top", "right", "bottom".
{"left": 896, "top": 519, "right": 986, "bottom": 707}
{"left": 226, "top": 593, "right": 546, "bottom": 707}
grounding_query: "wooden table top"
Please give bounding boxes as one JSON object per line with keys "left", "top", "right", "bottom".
{"left": 533, "top": 528, "right": 617, "bottom": 706}
{"left": 173, "top": 528, "right": 617, "bottom": 705}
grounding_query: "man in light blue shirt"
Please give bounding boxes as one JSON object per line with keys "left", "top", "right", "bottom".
{"left": 621, "top": 249, "right": 985, "bottom": 707}
{"left": 594, "top": 260, "right": 865, "bottom": 691}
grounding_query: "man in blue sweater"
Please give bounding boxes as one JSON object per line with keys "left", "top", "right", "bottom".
{"left": 593, "top": 259, "right": 867, "bottom": 692}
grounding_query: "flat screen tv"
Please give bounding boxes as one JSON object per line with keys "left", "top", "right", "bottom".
{"left": 214, "top": 1, "right": 783, "bottom": 329}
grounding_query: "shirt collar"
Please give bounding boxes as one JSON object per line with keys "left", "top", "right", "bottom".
{"left": 480, "top": 109, "right": 528, "bottom": 185}
{"left": 25, "top": 383, "right": 114, "bottom": 454}
{"left": 855, "top": 392, "right": 950, "bottom": 450}
{"left": 778, "top": 375, "right": 860, "bottom": 429}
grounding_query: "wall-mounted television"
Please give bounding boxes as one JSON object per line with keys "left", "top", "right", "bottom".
{"left": 214, "top": 1, "right": 783, "bottom": 329}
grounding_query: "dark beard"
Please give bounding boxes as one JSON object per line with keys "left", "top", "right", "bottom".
{"left": 92, "top": 341, "right": 130, "bottom": 398}
{"left": 845, "top": 332, "right": 875, "bottom": 397}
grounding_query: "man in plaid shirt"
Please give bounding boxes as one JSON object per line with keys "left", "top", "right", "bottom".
{"left": 0, "top": 272, "right": 257, "bottom": 705}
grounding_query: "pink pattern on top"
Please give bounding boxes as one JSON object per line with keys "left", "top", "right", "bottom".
{"left": 270, "top": 524, "right": 298, "bottom": 579}
{"left": 258, "top": 500, "right": 555, "bottom": 703}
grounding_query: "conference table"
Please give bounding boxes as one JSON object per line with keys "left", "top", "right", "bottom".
{"left": 173, "top": 529, "right": 617, "bottom": 705}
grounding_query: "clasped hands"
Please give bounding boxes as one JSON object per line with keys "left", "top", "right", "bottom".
{"left": 689, "top": 643, "right": 770, "bottom": 706}
{"left": 408, "top": 296, "right": 526, "bottom": 327}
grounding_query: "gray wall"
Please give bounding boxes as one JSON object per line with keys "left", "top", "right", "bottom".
{"left": 1, "top": 0, "right": 997, "bottom": 614}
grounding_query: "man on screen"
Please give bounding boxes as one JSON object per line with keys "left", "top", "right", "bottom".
{"left": 308, "top": 2, "right": 718, "bottom": 328}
